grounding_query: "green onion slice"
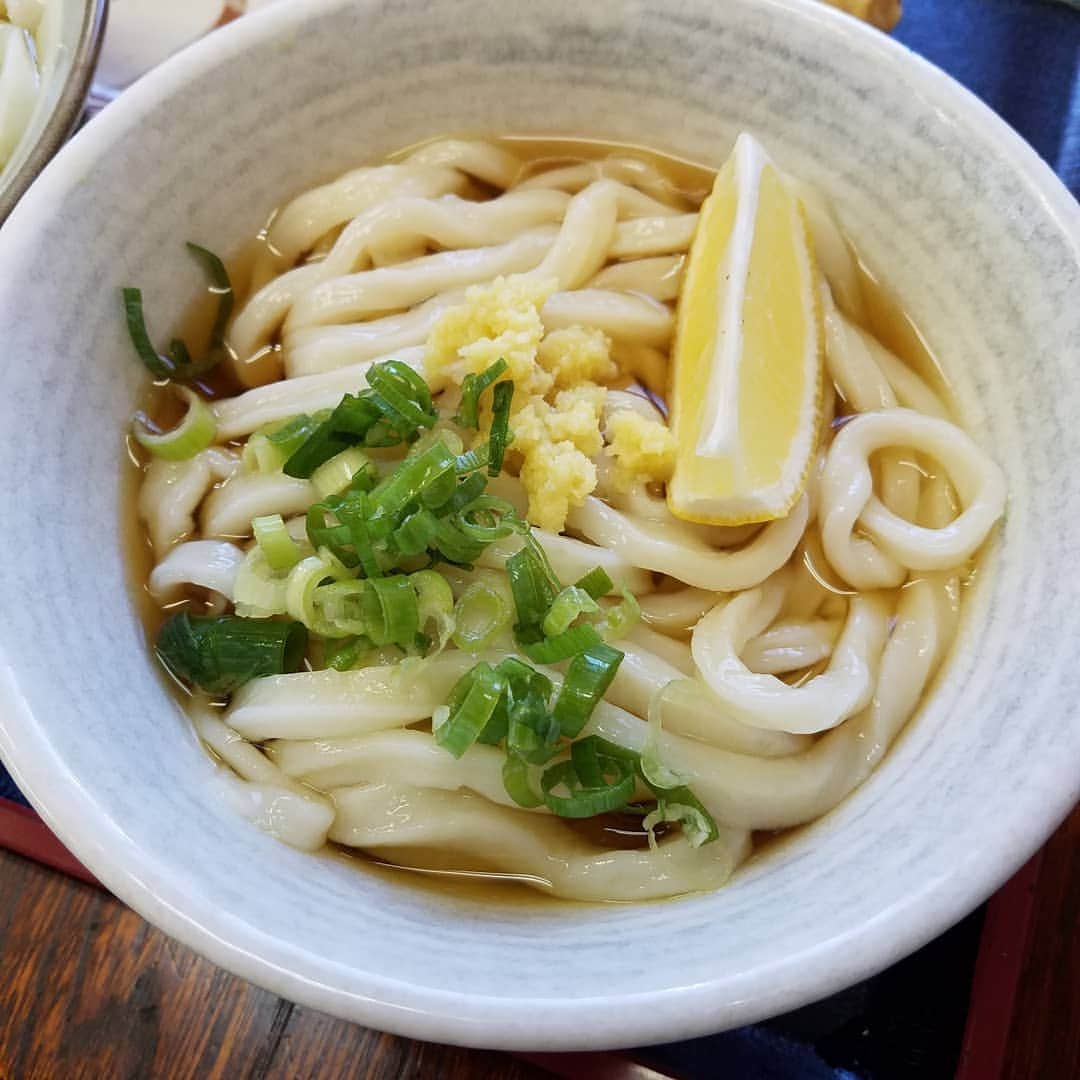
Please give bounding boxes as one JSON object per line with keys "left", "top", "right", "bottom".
{"left": 542, "top": 585, "right": 601, "bottom": 637}
{"left": 540, "top": 756, "right": 635, "bottom": 818}
{"left": 451, "top": 581, "right": 512, "bottom": 651}
{"left": 324, "top": 635, "right": 373, "bottom": 672}
{"left": 487, "top": 380, "right": 514, "bottom": 475}
{"left": 435, "top": 663, "right": 507, "bottom": 759}
{"left": 455, "top": 359, "right": 508, "bottom": 429}
{"left": 642, "top": 791, "right": 719, "bottom": 849}
{"left": 185, "top": 242, "right": 234, "bottom": 349}
{"left": 411, "top": 569, "right": 455, "bottom": 654}
{"left": 575, "top": 566, "right": 614, "bottom": 600}
{"left": 502, "top": 752, "right": 543, "bottom": 809}
{"left": 552, "top": 641, "right": 624, "bottom": 737}
{"left": 122, "top": 243, "right": 233, "bottom": 382}
{"left": 521, "top": 622, "right": 604, "bottom": 665}
{"left": 132, "top": 387, "right": 217, "bottom": 461}
{"left": 252, "top": 514, "right": 303, "bottom": 572}
{"left": 156, "top": 612, "right": 307, "bottom": 695}
{"left": 310, "top": 447, "right": 375, "bottom": 499}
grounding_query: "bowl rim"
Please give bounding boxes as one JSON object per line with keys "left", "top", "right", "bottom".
{"left": 0, "top": 0, "right": 1078, "bottom": 1051}
{"left": 0, "top": 0, "right": 108, "bottom": 225}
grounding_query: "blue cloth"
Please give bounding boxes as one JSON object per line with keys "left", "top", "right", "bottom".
{"left": 894, "top": 0, "right": 1080, "bottom": 197}
{"left": 0, "top": 3, "right": 1076, "bottom": 1076}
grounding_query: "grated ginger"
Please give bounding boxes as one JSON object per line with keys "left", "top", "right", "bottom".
{"left": 424, "top": 273, "right": 676, "bottom": 531}
{"left": 605, "top": 408, "right": 678, "bottom": 491}
{"left": 425, "top": 275, "right": 556, "bottom": 397}
{"left": 537, "top": 326, "right": 618, "bottom": 389}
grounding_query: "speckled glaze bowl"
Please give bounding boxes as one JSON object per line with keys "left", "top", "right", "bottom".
{"left": 0, "top": 0, "right": 1077, "bottom": 1051}
{"left": 0, "top": 0, "right": 106, "bottom": 224}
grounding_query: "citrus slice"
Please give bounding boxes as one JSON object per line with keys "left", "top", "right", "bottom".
{"left": 667, "top": 132, "right": 822, "bottom": 526}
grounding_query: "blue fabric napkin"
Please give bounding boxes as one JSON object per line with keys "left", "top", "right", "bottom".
{"left": 0, "top": 3, "right": 1076, "bottom": 1076}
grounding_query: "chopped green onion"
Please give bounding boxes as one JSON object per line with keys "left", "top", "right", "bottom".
{"left": 122, "top": 287, "right": 174, "bottom": 380}
{"left": 575, "top": 566, "right": 614, "bottom": 600}
{"left": 453, "top": 495, "right": 521, "bottom": 544}
{"left": 324, "top": 635, "right": 372, "bottom": 672}
{"left": 233, "top": 547, "right": 290, "bottom": 618}
{"left": 312, "top": 580, "right": 371, "bottom": 637}
{"left": 552, "top": 641, "right": 624, "bottom": 737}
{"left": 411, "top": 569, "right": 455, "bottom": 654}
{"left": 430, "top": 517, "right": 486, "bottom": 565}
{"left": 521, "top": 622, "right": 604, "bottom": 664}
{"left": 598, "top": 587, "right": 641, "bottom": 642}
{"left": 311, "top": 447, "right": 375, "bottom": 498}
{"left": 502, "top": 752, "right": 543, "bottom": 808}
{"left": 435, "top": 663, "right": 506, "bottom": 758}
{"left": 540, "top": 756, "right": 635, "bottom": 818}
{"left": 283, "top": 362, "right": 436, "bottom": 477}
{"left": 451, "top": 581, "right": 512, "bottom": 651}
{"left": 366, "top": 575, "right": 420, "bottom": 647}
{"left": 542, "top": 585, "right": 600, "bottom": 637}
{"left": 132, "top": 387, "right": 217, "bottom": 461}
{"left": 440, "top": 470, "right": 487, "bottom": 514}
{"left": 286, "top": 553, "right": 349, "bottom": 631}
{"left": 640, "top": 680, "right": 692, "bottom": 790}
{"left": 371, "top": 440, "right": 458, "bottom": 517}
{"left": 252, "top": 514, "right": 303, "bottom": 572}
{"left": 487, "top": 380, "right": 514, "bottom": 475}
{"left": 507, "top": 542, "right": 559, "bottom": 641}
{"left": 185, "top": 242, "right": 234, "bottom": 349}
{"left": 455, "top": 359, "right": 508, "bottom": 429}
{"left": 393, "top": 508, "right": 441, "bottom": 558}
{"left": 366, "top": 359, "right": 437, "bottom": 434}
{"left": 122, "top": 243, "right": 233, "bottom": 382}
{"left": 156, "top": 611, "right": 307, "bottom": 695}
{"left": 642, "top": 791, "right": 719, "bottom": 849}
{"left": 454, "top": 444, "right": 489, "bottom": 475}
{"left": 305, "top": 503, "right": 358, "bottom": 569}
{"left": 328, "top": 493, "right": 384, "bottom": 579}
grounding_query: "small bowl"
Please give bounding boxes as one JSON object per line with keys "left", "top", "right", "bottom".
{"left": 0, "top": 0, "right": 107, "bottom": 224}
{"left": 0, "top": 0, "right": 1078, "bottom": 1051}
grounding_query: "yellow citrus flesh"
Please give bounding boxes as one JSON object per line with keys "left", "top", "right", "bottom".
{"left": 667, "top": 133, "right": 822, "bottom": 525}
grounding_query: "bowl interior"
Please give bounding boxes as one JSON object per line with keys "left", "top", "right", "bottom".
{"left": 0, "top": 0, "right": 1078, "bottom": 1050}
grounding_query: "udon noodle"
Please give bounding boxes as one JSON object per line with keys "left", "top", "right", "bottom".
{"left": 131, "top": 137, "right": 1006, "bottom": 902}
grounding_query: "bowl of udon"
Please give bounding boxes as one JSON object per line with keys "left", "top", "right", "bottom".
{"left": 0, "top": 0, "right": 1077, "bottom": 1051}
{"left": 0, "top": 0, "right": 105, "bottom": 223}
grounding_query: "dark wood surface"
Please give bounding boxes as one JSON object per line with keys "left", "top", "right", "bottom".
{"left": 0, "top": 806, "right": 1076, "bottom": 1079}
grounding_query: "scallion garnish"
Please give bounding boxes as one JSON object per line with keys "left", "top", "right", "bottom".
{"left": 451, "top": 581, "right": 512, "bottom": 651}
{"left": 132, "top": 386, "right": 217, "bottom": 461}
{"left": 542, "top": 585, "right": 601, "bottom": 637}
{"left": 283, "top": 361, "right": 438, "bottom": 477}
{"left": 521, "top": 622, "right": 604, "bottom": 664}
{"left": 552, "top": 641, "right": 624, "bottom": 737}
{"left": 156, "top": 612, "right": 307, "bottom": 695}
{"left": 122, "top": 242, "right": 233, "bottom": 382}
{"left": 574, "top": 566, "right": 614, "bottom": 600}
{"left": 487, "top": 380, "right": 514, "bottom": 476}
{"left": 539, "top": 755, "right": 636, "bottom": 818}
{"left": 454, "top": 359, "right": 508, "bottom": 429}
{"left": 252, "top": 513, "right": 302, "bottom": 571}
{"left": 434, "top": 662, "right": 507, "bottom": 758}
{"left": 502, "top": 753, "right": 543, "bottom": 808}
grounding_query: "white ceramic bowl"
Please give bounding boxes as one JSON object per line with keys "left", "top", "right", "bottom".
{"left": 0, "top": 0, "right": 106, "bottom": 223}
{"left": 0, "top": 0, "right": 1078, "bottom": 1051}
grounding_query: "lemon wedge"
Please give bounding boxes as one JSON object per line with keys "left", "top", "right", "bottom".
{"left": 667, "top": 132, "right": 822, "bottom": 525}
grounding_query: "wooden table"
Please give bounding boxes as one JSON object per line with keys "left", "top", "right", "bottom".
{"left": 0, "top": 807, "right": 1076, "bottom": 1079}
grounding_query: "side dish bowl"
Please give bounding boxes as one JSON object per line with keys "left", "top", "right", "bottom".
{"left": 0, "top": 0, "right": 106, "bottom": 223}
{"left": 0, "top": 0, "right": 1077, "bottom": 1051}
